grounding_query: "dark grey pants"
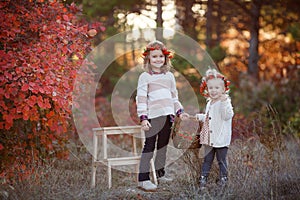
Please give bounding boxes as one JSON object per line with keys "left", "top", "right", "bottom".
{"left": 138, "top": 116, "right": 172, "bottom": 181}
{"left": 201, "top": 145, "right": 228, "bottom": 178}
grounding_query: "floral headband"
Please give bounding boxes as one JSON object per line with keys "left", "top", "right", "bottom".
{"left": 199, "top": 74, "right": 231, "bottom": 97}
{"left": 142, "top": 44, "right": 173, "bottom": 58}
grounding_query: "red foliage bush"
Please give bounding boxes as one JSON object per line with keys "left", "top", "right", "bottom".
{"left": 0, "top": 0, "right": 104, "bottom": 182}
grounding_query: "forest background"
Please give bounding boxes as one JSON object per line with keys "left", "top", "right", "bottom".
{"left": 0, "top": 0, "right": 299, "bottom": 199}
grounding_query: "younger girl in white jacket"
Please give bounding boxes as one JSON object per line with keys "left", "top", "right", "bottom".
{"left": 195, "top": 69, "right": 234, "bottom": 189}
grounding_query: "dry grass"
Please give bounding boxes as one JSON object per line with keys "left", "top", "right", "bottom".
{"left": 1, "top": 135, "right": 300, "bottom": 200}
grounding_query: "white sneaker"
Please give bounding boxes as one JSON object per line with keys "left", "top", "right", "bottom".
{"left": 138, "top": 180, "right": 157, "bottom": 191}
{"left": 157, "top": 176, "right": 173, "bottom": 183}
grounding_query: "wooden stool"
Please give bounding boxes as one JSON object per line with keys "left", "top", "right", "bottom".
{"left": 91, "top": 125, "right": 157, "bottom": 188}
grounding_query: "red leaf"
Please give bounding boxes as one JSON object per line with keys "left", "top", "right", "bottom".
{"left": 23, "top": 105, "right": 30, "bottom": 112}
{"left": 37, "top": 47, "right": 42, "bottom": 53}
{"left": 23, "top": 112, "right": 29, "bottom": 121}
{"left": 63, "top": 81, "right": 69, "bottom": 88}
{"left": 44, "top": 86, "right": 51, "bottom": 94}
{"left": 18, "top": 93, "right": 26, "bottom": 100}
{"left": 4, "top": 71, "right": 12, "bottom": 80}
{"left": 21, "top": 84, "right": 29, "bottom": 91}
{"left": 31, "top": 87, "right": 39, "bottom": 94}
{"left": 17, "top": 106, "right": 22, "bottom": 113}
{"left": 100, "top": 26, "right": 106, "bottom": 32}
{"left": 4, "top": 113, "right": 13, "bottom": 124}
{"left": 4, "top": 92, "right": 10, "bottom": 99}
{"left": 5, "top": 121, "right": 13, "bottom": 130}
{"left": 43, "top": 98, "right": 51, "bottom": 109}
{"left": 20, "top": 164, "right": 26, "bottom": 171}
{"left": 29, "top": 82, "right": 36, "bottom": 87}
{"left": 41, "top": 51, "right": 46, "bottom": 57}
{"left": 46, "top": 110, "right": 55, "bottom": 118}
{"left": 39, "top": 87, "right": 44, "bottom": 93}
{"left": 29, "top": 107, "right": 39, "bottom": 121}
{"left": 28, "top": 95, "right": 37, "bottom": 107}
{"left": 45, "top": 76, "right": 54, "bottom": 85}
{"left": 0, "top": 100, "right": 8, "bottom": 110}
{"left": 62, "top": 46, "right": 68, "bottom": 54}
{"left": 63, "top": 14, "right": 69, "bottom": 22}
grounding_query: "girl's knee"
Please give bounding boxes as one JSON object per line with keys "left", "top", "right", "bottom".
{"left": 204, "top": 157, "right": 214, "bottom": 164}
{"left": 142, "top": 146, "right": 155, "bottom": 153}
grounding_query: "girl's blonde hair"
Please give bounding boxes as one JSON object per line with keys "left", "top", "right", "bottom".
{"left": 142, "top": 40, "right": 173, "bottom": 73}
{"left": 199, "top": 68, "right": 231, "bottom": 97}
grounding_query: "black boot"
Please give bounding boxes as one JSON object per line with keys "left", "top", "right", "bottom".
{"left": 199, "top": 175, "right": 208, "bottom": 189}
{"left": 217, "top": 176, "right": 228, "bottom": 187}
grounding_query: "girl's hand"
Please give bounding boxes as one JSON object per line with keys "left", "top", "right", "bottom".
{"left": 195, "top": 113, "right": 205, "bottom": 121}
{"left": 141, "top": 120, "right": 151, "bottom": 131}
{"left": 195, "top": 114, "right": 202, "bottom": 121}
{"left": 220, "top": 94, "right": 228, "bottom": 102}
{"left": 179, "top": 113, "right": 189, "bottom": 120}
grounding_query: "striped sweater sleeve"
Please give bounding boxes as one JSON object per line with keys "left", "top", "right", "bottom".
{"left": 170, "top": 73, "right": 183, "bottom": 113}
{"left": 136, "top": 73, "right": 148, "bottom": 118}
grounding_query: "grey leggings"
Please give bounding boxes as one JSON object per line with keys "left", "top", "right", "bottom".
{"left": 201, "top": 145, "right": 228, "bottom": 178}
{"left": 138, "top": 116, "right": 172, "bottom": 181}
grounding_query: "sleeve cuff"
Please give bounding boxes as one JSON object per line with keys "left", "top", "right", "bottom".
{"left": 176, "top": 108, "right": 184, "bottom": 117}
{"left": 140, "top": 115, "right": 148, "bottom": 122}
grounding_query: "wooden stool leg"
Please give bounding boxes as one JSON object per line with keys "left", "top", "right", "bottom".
{"left": 108, "top": 164, "right": 112, "bottom": 188}
{"left": 91, "top": 131, "right": 98, "bottom": 188}
{"left": 91, "top": 163, "right": 97, "bottom": 188}
{"left": 135, "top": 163, "right": 139, "bottom": 183}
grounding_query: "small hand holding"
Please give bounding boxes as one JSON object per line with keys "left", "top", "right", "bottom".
{"left": 195, "top": 114, "right": 201, "bottom": 121}
{"left": 179, "top": 113, "right": 189, "bottom": 121}
{"left": 195, "top": 113, "right": 205, "bottom": 121}
{"left": 141, "top": 120, "right": 151, "bottom": 131}
{"left": 220, "top": 94, "right": 228, "bottom": 102}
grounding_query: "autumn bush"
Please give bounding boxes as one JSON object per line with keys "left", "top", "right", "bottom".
{"left": 232, "top": 68, "right": 300, "bottom": 137}
{"left": 0, "top": 0, "right": 104, "bottom": 182}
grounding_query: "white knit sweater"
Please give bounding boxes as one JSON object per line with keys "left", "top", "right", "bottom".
{"left": 136, "top": 72, "right": 183, "bottom": 119}
{"left": 196, "top": 99, "right": 234, "bottom": 147}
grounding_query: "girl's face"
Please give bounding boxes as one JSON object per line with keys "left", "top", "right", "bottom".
{"left": 149, "top": 49, "right": 165, "bottom": 71}
{"left": 206, "top": 78, "right": 225, "bottom": 101}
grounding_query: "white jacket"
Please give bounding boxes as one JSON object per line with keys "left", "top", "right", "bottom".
{"left": 196, "top": 99, "right": 234, "bottom": 147}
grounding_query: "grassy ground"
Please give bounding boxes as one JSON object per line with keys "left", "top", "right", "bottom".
{"left": 1, "top": 136, "right": 300, "bottom": 200}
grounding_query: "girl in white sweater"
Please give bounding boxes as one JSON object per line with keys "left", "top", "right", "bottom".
{"left": 196, "top": 69, "right": 234, "bottom": 189}
{"left": 136, "top": 40, "right": 188, "bottom": 191}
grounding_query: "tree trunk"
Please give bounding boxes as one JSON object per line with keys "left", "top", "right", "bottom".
{"left": 205, "top": 0, "right": 213, "bottom": 49}
{"left": 248, "top": 1, "right": 261, "bottom": 80}
{"left": 215, "top": 1, "right": 222, "bottom": 45}
{"left": 156, "top": 0, "right": 163, "bottom": 41}
{"left": 184, "top": 0, "right": 197, "bottom": 40}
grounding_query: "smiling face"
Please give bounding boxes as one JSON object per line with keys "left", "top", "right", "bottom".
{"left": 206, "top": 78, "right": 225, "bottom": 101}
{"left": 149, "top": 49, "right": 165, "bottom": 72}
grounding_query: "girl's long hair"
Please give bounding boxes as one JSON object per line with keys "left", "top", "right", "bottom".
{"left": 142, "top": 40, "right": 172, "bottom": 73}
